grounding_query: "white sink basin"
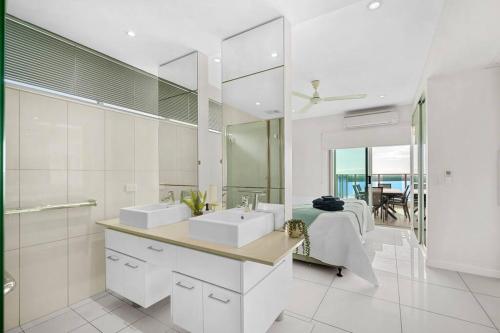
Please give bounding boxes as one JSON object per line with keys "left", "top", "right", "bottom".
{"left": 120, "top": 203, "right": 191, "bottom": 229}
{"left": 189, "top": 208, "right": 274, "bottom": 248}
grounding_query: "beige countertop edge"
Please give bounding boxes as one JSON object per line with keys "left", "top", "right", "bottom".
{"left": 96, "top": 219, "right": 304, "bottom": 266}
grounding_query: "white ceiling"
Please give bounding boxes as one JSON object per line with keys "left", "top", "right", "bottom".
{"left": 7, "top": 0, "right": 446, "bottom": 119}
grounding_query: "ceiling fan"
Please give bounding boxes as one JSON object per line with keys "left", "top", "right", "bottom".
{"left": 293, "top": 80, "right": 367, "bottom": 113}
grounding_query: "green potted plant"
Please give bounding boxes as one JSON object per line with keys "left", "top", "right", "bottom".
{"left": 284, "top": 219, "right": 310, "bottom": 256}
{"left": 182, "top": 191, "right": 207, "bottom": 216}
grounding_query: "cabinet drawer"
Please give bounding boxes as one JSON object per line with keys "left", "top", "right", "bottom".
{"left": 105, "top": 249, "right": 125, "bottom": 296}
{"left": 105, "top": 229, "right": 175, "bottom": 264}
{"left": 203, "top": 283, "right": 241, "bottom": 333}
{"left": 106, "top": 249, "right": 171, "bottom": 308}
{"left": 172, "top": 273, "right": 203, "bottom": 333}
{"left": 176, "top": 246, "right": 242, "bottom": 292}
{"left": 120, "top": 255, "right": 147, "bottom": 306}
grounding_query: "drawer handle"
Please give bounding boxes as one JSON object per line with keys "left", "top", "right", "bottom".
{"left": 175, "top": 281, "right": 194, "bottom": 290}
{"left": 106, "top": 255, "right": 119, "bottom": 262}
{"left": 208, "top": 293, "right": 231, "bottom": 304}
{"left": 125, "top": 262, "right": 138, "bottom": 269}
{"left": 147, "top": 245, "right": 164, "bottom": 252}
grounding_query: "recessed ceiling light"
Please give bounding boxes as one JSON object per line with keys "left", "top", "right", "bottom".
{"left": 379, "top": 95, "right": 385, "bottom": 98}
{"left": 213, "top": 57, "right": 221, "bottom": 63}
{"left": 367, "top": 1, "right": 382, "bottom": 10}
{"left": 271, "top": 52, "right": 278, "bottom": 58}
{"left": 127, "top": 30, "right": 136, "bottom": 37}
{"left": 255, "top": 102, "right": 261, "bottom": 106}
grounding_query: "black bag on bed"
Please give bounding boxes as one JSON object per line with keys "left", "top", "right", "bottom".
{"left": 312, "top": 196, "right": 345, "bottom": 211}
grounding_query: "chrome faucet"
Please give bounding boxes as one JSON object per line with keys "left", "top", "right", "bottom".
{"left": 162, "top": 191, "right": 175, "bottom": 204}
{"left": 240, "top": 195, "right": 250, "bottom": 212}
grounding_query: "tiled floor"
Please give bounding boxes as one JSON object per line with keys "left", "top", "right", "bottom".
{"left": 7, "top": 226, "right": 500, "bottom": 333}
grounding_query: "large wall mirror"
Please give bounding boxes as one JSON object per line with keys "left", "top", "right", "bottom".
{"left": 222, "top": 18, "right": 287, "bottom": 221}
{"left": 158, "top": 52, "right": 199, "bottom": 202}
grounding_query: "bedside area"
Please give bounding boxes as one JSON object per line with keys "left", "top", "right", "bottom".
{"left": 97, "top": 218, "right": 302, "bottom": 333}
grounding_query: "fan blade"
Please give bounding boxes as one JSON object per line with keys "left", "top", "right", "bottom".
{"left": 323, "top": 94, "right": 367, "bottom": 101}
{"left": 298, "top": 103, "right": 313, "bottom": 113}
{"left": 293, "top": 91, "right": 312, "bottom": 100}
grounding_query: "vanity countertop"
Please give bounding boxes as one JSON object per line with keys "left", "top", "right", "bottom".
{"left": 96, "top": 219, "right": 303, "bottom": 266}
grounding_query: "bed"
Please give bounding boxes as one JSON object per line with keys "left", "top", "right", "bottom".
{"left": 292, "top": 199, "right": 378, "bottom": 285}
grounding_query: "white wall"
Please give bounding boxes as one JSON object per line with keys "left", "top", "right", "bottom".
{"left": 292, "top": 106, "right": 412, "bottom": 203}
{"left": 4, "top": 86, "right": 160, "bottom": 328}
{"left": 426, "top": 67, "right": 500, "bottom": 277}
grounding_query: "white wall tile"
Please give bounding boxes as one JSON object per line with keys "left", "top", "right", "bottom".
{"left": 5, "top": 87, "right": 20, "bottom": 170}
{"left": 19, "top": 170, "right": 68, "bottom": 247}
{"left": 135, "top": 171, "right": 159, "bottom": 205}
{"left": 135, "top": 117, "right": 158, "bottom": 171}
{"left": 5, "top": 169, "right": 20, "bottom": 250}
{"left": 5, "top": 169, "right": 20, "bottom": 209}
{"left": 68, "top": 171, "right": 105, "bottom": 237}
{"left": 68, "top": 103, "right": 105, "bottom": 170}
{"left": 68, "top": 233, "right": 105, "bottom": 304}
{"left": 20, "top": 240, "right": 68, "bottom": 324}
{"left": 5, "top": 215, "right": 20, "bottom": 251}
{"left": 20, "top": 210, "right": 68, "bottom": 247}
{"left": 20, "top": 91, "right": 67, "bottom": 170}
{"left": 159, "top": 121, "right": 177, "bottom": 173}
{"left": 19, "top": 170, "right": 67, "bottom": 207}
{"left": 4, "top": 249, "right": 20, "bottom": 330}
{"left": 105, "top": 111, "right": 134, "bottom": 171}
{"left": 177, "top": 126, "right": 198, "bottom": 172}
{"left": 105, "top": 171, "right": 134, "bottom": 219}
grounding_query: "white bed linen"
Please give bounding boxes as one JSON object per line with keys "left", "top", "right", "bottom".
{"left": 295, "top": 200, "right": 378, "bottom": 285}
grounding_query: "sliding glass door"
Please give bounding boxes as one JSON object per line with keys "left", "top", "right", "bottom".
{"left": 331, "top": 148, "right": 371, "bottom": 205}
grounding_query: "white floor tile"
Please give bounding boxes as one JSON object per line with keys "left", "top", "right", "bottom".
{"left": 137, "top": 297, "right": 174, "bottom": 328}
{"left": 293, "top": 260, "right": 336, "bottom": 286}
{"left": 267, "top": 315, "right": 314, "bottom": 333}
{"left": 286, "top": 279, "right": 329, "bottom": 318}
{"left": 73, "top": 293, "right": 126, "bottom": 321}
{"left": 70, "top": 324, "right": 101, "bottom": 333}
{"left": 5, "top": 327, "right": 24, "bottom": 333}
{"left": 314, "top": 288, "right": 401, "bottom": 333}
{"left": 91, "top": 304, "right": 145, "bottom": 333}
{"left": 398, "top": 278, "right": 493, "bottom": 326}
{"left": 460, "top": 273, "right": 500, "bottom": 298}
{"left": 371, "top": 256, "right": 398, "bottom": 274}
{"left": 475, "top": 293, "right": 500, "bottom": 328}
{"left": 21, "top": 307, "right": 70, "bottom": 330}
{"left": 332, "top": 269, "right": 399, "bottom": 303}
{"left": 397, "top": 260, "right": 467, "bottom": 290}
{"left": 24, "top": 310, "right": 86, "bottom": 333}
{"left": 311, "top": 321, "right": 348, "bottom": 333}
{"left": 91, "top": 313, "right": 128, "bottom": 333}
{"left": 118, "top": 316, "right": 175, "bottom": 333}
{"left": 401, "top": 305, "right": 497, "bottom": 333}
{"left": 365, "top": 239, "right": 396, "bottom": 258}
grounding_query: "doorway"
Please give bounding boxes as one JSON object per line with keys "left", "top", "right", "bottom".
{"left": 331, "top": 145, "right": 411, "bottom": 228}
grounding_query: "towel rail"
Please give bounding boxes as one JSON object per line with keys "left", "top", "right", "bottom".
{"left": 4, "top": 199, "right": 97, "bottom": 215}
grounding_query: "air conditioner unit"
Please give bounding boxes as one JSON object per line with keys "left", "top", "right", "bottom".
{"left": 343, "top": 109, "right": 399, "bottom": 129}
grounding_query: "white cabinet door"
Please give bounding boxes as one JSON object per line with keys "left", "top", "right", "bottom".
{"left": 203, "top": 283, "right": 241, "bottom": 333}
{"left": 105, "top": 249, "right": 125, "bottom": 295}
{"left": 172, "top": 273, "right": 203, "bottom": 333}
{"left": 120, "top": 255, "right": 146, "bottom": 306}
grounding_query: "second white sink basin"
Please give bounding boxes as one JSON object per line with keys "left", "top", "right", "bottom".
{"left": 120, "top": 203, "right": 191, "bottom": 229}
{"left": 189, "top": 208, "right": 274, "bottom": 248}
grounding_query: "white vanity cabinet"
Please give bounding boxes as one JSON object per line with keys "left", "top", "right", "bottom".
{"left": 105, "top": 230, "right": 175, "bottom": 308}
{"left": 171, "top": 246, "right": 292, "bottom": 333}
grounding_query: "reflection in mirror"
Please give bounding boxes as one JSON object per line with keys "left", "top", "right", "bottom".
{"left": 222, "top": 18, "right": 286, "bottom": 216}
{"left": 158, "top": 52, "right": 198, "bottom": 202}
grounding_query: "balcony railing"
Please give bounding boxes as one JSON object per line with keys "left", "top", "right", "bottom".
{"left": 335, "top": 173, "right": 412, "bottom": 199}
